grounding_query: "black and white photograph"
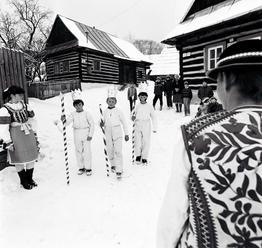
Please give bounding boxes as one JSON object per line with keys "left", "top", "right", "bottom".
{"left": 0, "top": 0, "right": 262, "bottom": 247}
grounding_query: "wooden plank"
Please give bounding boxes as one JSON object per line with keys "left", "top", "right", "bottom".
{"left": 7, "top": 48, "right": 15, "bottom": 85}
{"left": 18, "top": 52, "right": 28, "bottom": 101}
{"left": 11, "top": 49, "right": 19, "bottom": 85}
{"left": 3, "top": 48, "right": 11, "bottom": 86}
{"left": 15, "top": 50, "right": 23, "bottom": 86}
{"left": 0, "top": 48, "right": 7, "bottom": 91}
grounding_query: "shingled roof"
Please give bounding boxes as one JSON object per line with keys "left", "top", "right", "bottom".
{"left": 47, "top": 15, "right": 151, "bottom": 64}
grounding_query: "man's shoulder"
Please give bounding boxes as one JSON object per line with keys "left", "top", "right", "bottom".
{"left": 182, "top": 111, "right": 230, "bottom": 141}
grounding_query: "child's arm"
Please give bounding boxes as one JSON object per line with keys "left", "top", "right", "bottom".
{"left": 150, "top": 105, "right": 157, "bottom": 132}
{"left": 119, "top": 109, "right": 129, "bottom": 136}
{"left": 86, "top": 112, "right": 95, "bottom": 138}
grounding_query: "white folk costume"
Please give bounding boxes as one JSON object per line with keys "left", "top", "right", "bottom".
{"left": 0, "top": 101, "right": 38, "bottom": 164}
{"left": 157, "top": 108, "right": 262, "bottom": 248}
{"left": 102, "top": 107, "right": 128, "bottom": 174}
{"left": 64, "top": 111, "right": 94, "bottom": 170}
{"left": 133, "top": 102, "right": 157, "bottom": 160}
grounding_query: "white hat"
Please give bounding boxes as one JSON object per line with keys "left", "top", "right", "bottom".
{"left": 107, "top": 86, "right": 118, "bottom": 98}
{"left": 71, "top": 89, "right": 82, "bottom": 101}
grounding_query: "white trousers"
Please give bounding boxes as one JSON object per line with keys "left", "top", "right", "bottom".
{"left": 134, "top": 120, "right": 151, "bottom": 160}
{"left": 73, "top": 128, "right": 92, "bottom": 170}
{"left": 105, "top": 125, "right": 123, "bottom": 173}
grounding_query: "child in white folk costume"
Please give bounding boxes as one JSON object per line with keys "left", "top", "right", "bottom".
{"left": 132, "top": 88, "right": 157, "bottom": 165}
{"left": 56, "top": 90, "right": 94, "bottom": 176}
{"left": 100, "top": 87, "right": 129, "bottom": 179}
{"left": 0, "top": 86, "right": 39, "bottom": 190}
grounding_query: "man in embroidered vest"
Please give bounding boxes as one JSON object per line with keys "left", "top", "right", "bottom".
{"left": 157, "top": 39, "right": 262, "bottom": 248}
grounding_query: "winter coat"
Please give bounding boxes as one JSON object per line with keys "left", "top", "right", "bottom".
{"left": 164, "top": 79, "right": 174, "bottom": 93}
{"left": 127, "top": 87, "right": 137, "bottom": 100}
{"left": 154, "top": 82, "right": 163, "bottom": 95}
{"left": 207, "top": 102, "right": 223, "bottom": 113}
{"left": 181, "top": 88, "right": 192, "bottom": 99}
{"left": 197, "top": 86, "right": 214, "bottom": 100}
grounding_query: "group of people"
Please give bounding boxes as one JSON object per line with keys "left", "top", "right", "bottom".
{"left": 0, "top": 84, "right": 157, "bottom": 188}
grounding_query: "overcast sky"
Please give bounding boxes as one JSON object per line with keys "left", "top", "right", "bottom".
{"left": 35, "top": 0, "right": 193, "bottom": 42}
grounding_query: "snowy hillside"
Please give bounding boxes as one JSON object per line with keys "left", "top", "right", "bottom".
{"left": 0, "top": 82, "right": 197, "bottom": 248}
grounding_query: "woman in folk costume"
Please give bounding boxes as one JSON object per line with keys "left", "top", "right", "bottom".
{"left": 100, "top": 87, "right": 129, "bottom": 179}
{"left": 58, "top": 89, "right": 94, "bottom": 176}
{"left": 157, "top": 40, "right": 262, "bottom": 248}
{"left": 132, "top": 85, "right": 157, "bottom": 165}
{"left": 0, "top": 86, "right": 38, "bottom": 190}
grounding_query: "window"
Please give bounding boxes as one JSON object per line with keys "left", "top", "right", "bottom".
{"left": 207, "top": 45, "right": 223, "bottom": 70}
{"left": 53, "top": 61, "right": 70, "bottom": 74}
{"left": 93, "top": 60, "right": 101, "bottom": 71}
{"left": 137, "top": 70, "right": 143, "bottom": 79}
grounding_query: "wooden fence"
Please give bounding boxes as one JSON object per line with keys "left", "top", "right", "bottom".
{"left": 0, "top": 47, "right": 27, "bottom": 107}
{"left": 28, "top": 79, "right": 81, "bottom": 99}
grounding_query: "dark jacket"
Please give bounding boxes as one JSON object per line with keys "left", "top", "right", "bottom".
{"left": 181, "top": 88, "right": 192, "bottom": 99}
{"left": 154, "top": 82, "right": 163, "bottom": 95}
{"left": 207, "top": 102, "right": 223, "bottom": 113}
{"left": 127, "top": 87, "right": 137, "bottom": 100}
{"left": 197, "top": 86, "right": 214, "bottom": 100}
{"left": 164, "top": 79, "right": 174, "bottom": 93}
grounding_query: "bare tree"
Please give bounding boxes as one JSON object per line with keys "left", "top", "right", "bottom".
{"left": 133, "top": 39, "right": 163, "bottom": 55}
{"left": 0, "top": 0, "right": 52, "bottom": 82}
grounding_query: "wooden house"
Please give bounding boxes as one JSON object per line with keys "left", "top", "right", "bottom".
{"left": 162, "top": 0, "right": 262, "bottom": 88}
{"left": 44, "top": 15, "right": 152, "bottom": 85}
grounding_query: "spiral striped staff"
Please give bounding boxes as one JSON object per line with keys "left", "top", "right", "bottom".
{"left": 131, "top": 105, "right": 136, "bottom": 165}
{"left": 59, "top": 92, "right": 70, "bottom": 185}
{"left": 99, "top": 104, "right": 110, "bottom": 177}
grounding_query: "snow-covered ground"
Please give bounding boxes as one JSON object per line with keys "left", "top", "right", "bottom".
{"left": 0, "top": 82, "right": 198, "bottom": 248}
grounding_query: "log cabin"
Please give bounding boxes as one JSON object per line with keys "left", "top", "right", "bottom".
{"left": 45, "top": 15, "right": 152, "bottom": 85}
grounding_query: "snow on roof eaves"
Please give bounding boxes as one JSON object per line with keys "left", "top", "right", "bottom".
{"left": 59, "top": 15, "right": 97, "bottom": 50}
{"left": 108, "top": 34, "right": 152, "bottom": 64}
{"left": 59, "top": 15, "right": 151, "bottom": 64}
{"left": 164, "top": 0, "right": 262, "bottom": 41}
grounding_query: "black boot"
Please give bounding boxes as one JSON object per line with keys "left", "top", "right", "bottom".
{"left": 18, "top": 170, "right": 33, "bottom": 190}
{"left": 26, "top": 168, "right": 38, "bottom": 187}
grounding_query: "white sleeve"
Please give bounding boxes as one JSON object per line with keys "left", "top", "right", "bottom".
{"left": 156, "top": 129, "right": 191, "bottom": 248}
{"left": 150, "top": 105, "right": 157, "bottom": 131}
{"left": 119, "top": 109, "right": 129, "bottom": 136}
{"left": 65, "top": 113, "right": 73, "bottom": 126}
{"left": 86, "top": 112, "right": 94, "bottom": 137}
{"left": 0, "top": 107, "right": 12, "bottom": 144}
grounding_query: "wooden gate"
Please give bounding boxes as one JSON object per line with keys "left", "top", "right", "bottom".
{"left": 0, "top": 47, "right": 27, "bottom": 107}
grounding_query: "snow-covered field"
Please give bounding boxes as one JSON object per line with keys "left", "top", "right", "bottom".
{"left": 0, "top": 82, "right": 197, "bottom": 248}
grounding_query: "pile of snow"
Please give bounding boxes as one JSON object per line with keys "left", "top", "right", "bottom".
{"left": 0, "top": 82, "right": 198, "bottom": 248}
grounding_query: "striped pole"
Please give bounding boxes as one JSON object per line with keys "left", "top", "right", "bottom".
{"left": 131, "top": 104, "right": 136, "bottom": 165}
{"left": 60, "top": 92, "right": 70, "bottom": 185}
{"left": 99, "top": 104, "right": 110, "bottom": 177}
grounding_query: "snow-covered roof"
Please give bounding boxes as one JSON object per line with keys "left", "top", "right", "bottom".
{"left": 59, "top": 15, "right": 151, "bottom": 64}
{"left": 163, "top": 0, "right": 262, "bottom": 41}
{"left": 147, "top": 46, "right": 179, "bottom": 76}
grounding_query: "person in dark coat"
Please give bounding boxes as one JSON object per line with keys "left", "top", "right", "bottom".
{"left": 181, "top": 81, "right": 192, "bottom": 116}
{"left": 207, "top": 96, "right": 223, "bottom": 114}
{"left": 127, "top": 83, "right": 137, "bottom": 112}
{"left": 164, "top": 75, "right": 174, "bottom": 109}
{"left": 153, "top": 77, "right": 164, "bottom": 111}
{"left": 197, "top": 81, "right": 214, "bottom": 103}
{"left": 173, "top": 87, "right": 182, "bottom": 112}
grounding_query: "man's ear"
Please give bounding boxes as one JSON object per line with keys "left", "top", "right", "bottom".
{"left": 225, "top": 71, "right": 237, "bottom": 91}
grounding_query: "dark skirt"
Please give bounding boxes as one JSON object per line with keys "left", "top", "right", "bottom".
{"left": 8, "top": 126, "right": 38, "bottom": 164}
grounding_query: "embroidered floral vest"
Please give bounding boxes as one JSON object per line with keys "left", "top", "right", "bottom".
{"left": 180, "top": 106, "right": 262, "bottom": 248}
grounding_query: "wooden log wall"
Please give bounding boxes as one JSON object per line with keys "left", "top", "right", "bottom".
{"left": 45, "top": 51, "right": 80, "bottom": 81}
{"left": 0, "top": 47, "right": 27, "bottom": 107}
{"left": 82, "top": 52, "right": 119, "bottom": 84}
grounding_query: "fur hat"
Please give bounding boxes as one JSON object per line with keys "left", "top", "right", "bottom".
{"left": 207, "top": 40, "right": 262, "bottom": 80}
